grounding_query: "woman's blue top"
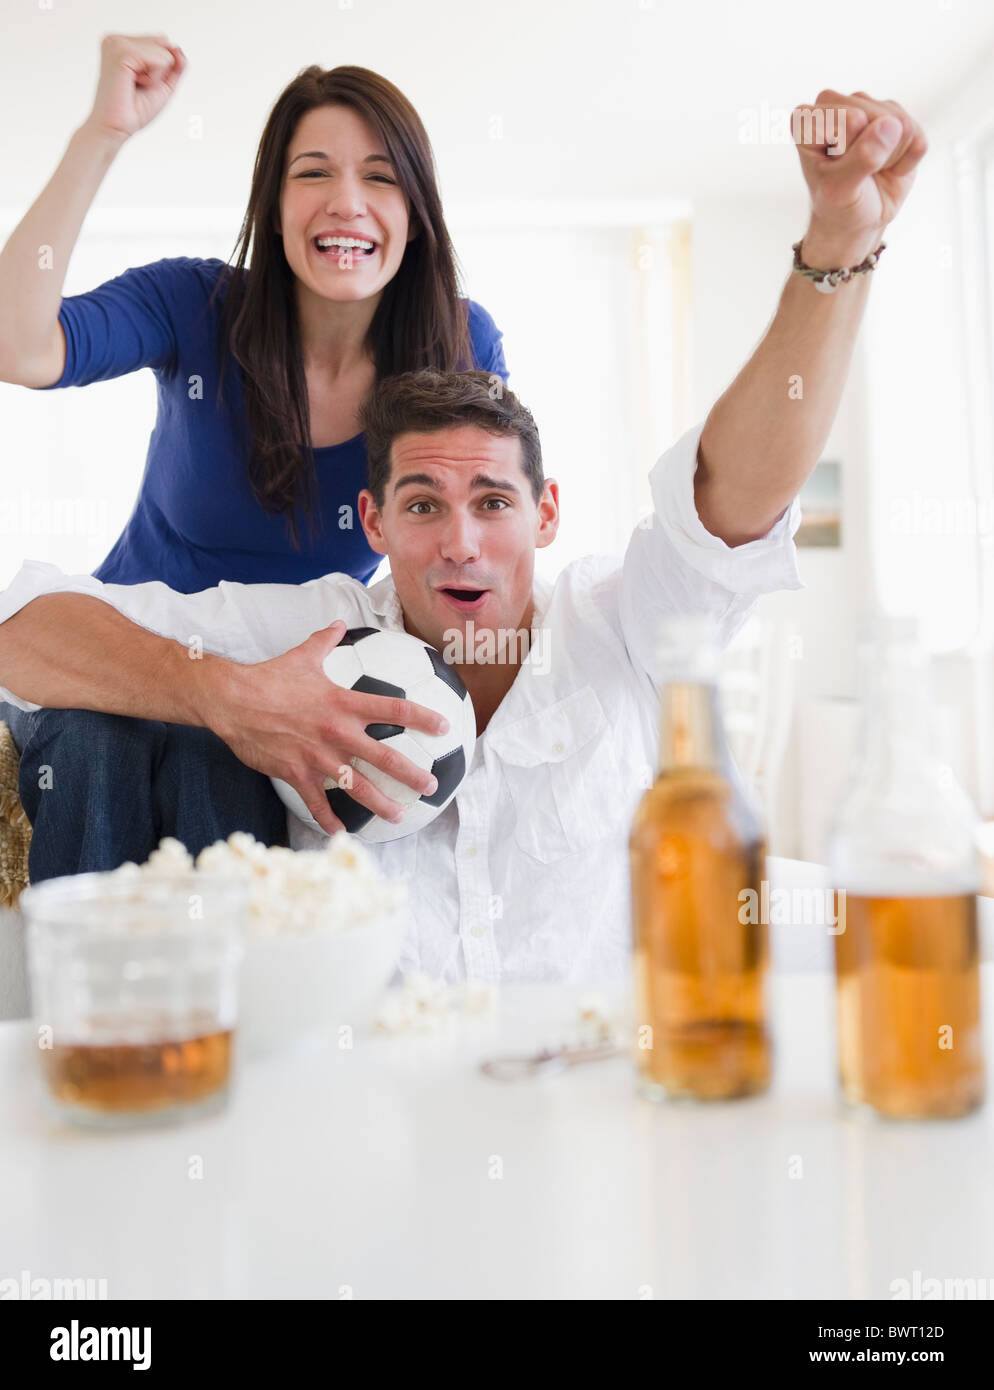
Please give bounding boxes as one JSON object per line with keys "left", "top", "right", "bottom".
{"left": 40, "top": 256, "right": 508, "bottom": 592}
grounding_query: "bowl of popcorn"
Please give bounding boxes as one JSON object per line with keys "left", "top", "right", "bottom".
{"left": 111, "top": 833, "right": 407, "bottom": 1058}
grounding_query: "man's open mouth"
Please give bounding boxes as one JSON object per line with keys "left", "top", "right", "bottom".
{"left": 438, "top": 587, "right": 489, "bottom": 610}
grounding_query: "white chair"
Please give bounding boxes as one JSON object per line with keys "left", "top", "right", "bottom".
{"left": 719, "top": 614, "right": 797, "bottom": 838}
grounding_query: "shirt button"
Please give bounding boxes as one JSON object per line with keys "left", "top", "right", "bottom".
{"left": 469, "top": 924, "right": 485, "bottom": 940}
{"left": 552, "top": 740, "right": 565, "bottom": 755}
{"left": 463, "top": 845, "right": 477, "bottom": 859}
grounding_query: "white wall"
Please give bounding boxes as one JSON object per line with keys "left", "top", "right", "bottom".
{"left": 860, "top": 49, "right": 994, "bottom": 819}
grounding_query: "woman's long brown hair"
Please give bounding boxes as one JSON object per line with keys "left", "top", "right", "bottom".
{"left": 210, "top": 65, "right": 472, "bottom": 549}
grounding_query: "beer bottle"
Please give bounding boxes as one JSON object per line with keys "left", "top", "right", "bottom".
{"left": 827, "top": 615, "right": 984, "bottom": 1119}
{"left": 630, "top": 614, "right": 771, "bottom": 1100}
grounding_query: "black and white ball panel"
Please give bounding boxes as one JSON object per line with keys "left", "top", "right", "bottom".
{"left": 271, "top": 626, "right": 476, "bottom": 844}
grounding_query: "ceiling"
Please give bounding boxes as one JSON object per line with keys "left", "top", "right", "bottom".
{"left": 2, "top": 0, "right": 993, "bottom": 217}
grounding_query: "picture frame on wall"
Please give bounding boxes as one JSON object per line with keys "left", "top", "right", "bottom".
{"left": 796, "top": 458, "right": 842, "bottom": 547}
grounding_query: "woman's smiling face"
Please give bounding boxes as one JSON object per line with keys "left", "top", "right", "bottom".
{"left": 278, "top": 103, "right": 415, "bottom": 306}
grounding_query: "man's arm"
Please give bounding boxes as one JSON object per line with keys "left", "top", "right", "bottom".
{"left": 0, "top": 560, "right": 270, "bottom": 717}
{"left": 0, "top": 592, "right": 223, "bottom": 722}
{"left": 0, "top": 561, "right": 448, "bottom": 833}
{"left": 695, "top": 245, "right": 872, "bottom": 546}
{"left": 695, "top": 91, "right": 928, "bottom": 546}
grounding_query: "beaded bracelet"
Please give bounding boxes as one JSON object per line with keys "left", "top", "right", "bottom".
{"left": 791, "top": 239, "right": 887, "bottom": 294}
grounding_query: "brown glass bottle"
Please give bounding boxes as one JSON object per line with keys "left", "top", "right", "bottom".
{"left": 630, "top": 619, "right": 771, "bottom": 1100}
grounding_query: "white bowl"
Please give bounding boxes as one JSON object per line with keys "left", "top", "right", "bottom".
{"left": 236, "top": 909, "right": 405, "bottom": 1059}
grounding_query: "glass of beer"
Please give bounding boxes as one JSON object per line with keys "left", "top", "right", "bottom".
{"left": 827, "top": 616, "right": 985, "bottom": 1120}
{"left": 23, "top": 870, "right": 246, "bottom": 1128}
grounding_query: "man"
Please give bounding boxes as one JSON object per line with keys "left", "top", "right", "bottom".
{"left": 0, "top": 91, "right": 926, "bottom": 982}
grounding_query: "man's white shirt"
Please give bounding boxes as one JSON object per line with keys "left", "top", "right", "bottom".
{"left": 0, "top": 422, "right": 804, "bottom": 983}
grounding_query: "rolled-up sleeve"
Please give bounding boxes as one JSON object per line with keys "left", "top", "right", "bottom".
{"left": 0, "top": 562, "right": 247, "bottom": 712}
{"left": 33, "top": 261, "right": 186, "bottom": 390}
{"left": 0, "top": 561, "right": 368, "bottom": 713}
{"left": 619, "top": 419, "right": 805, "bottom": 679}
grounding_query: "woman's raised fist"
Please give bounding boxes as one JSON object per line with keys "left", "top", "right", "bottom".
{"left": 85, "top": 33, "right": 186, "bottom": 143}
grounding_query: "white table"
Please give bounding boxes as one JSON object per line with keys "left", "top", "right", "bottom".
{"left": 2, "top": 860, "right": 994, "bottom": 1300}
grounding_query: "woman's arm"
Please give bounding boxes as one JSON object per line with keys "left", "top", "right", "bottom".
{"left": 0, "top": 33, "right": 185, "bottom": 386}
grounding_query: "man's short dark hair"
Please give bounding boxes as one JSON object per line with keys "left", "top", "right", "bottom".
{"left": 359, "top": 368, "right": 544, "bottom": 507}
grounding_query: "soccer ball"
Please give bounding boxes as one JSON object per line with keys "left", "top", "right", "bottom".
{"left": 271, "top": 626, "right": 476, "bottom": 843}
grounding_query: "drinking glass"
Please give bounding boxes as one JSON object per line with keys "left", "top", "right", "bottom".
{"left": 23, "top": 870, "right": 247, "bottom": 1128}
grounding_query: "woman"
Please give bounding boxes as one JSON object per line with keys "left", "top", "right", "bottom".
{"left": 0, "top": 33, "right": 508, "bottom": 878}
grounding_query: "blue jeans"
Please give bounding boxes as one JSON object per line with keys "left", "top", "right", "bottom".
{"left": 1, "top": 703, "right": 289, "bottom": 884}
